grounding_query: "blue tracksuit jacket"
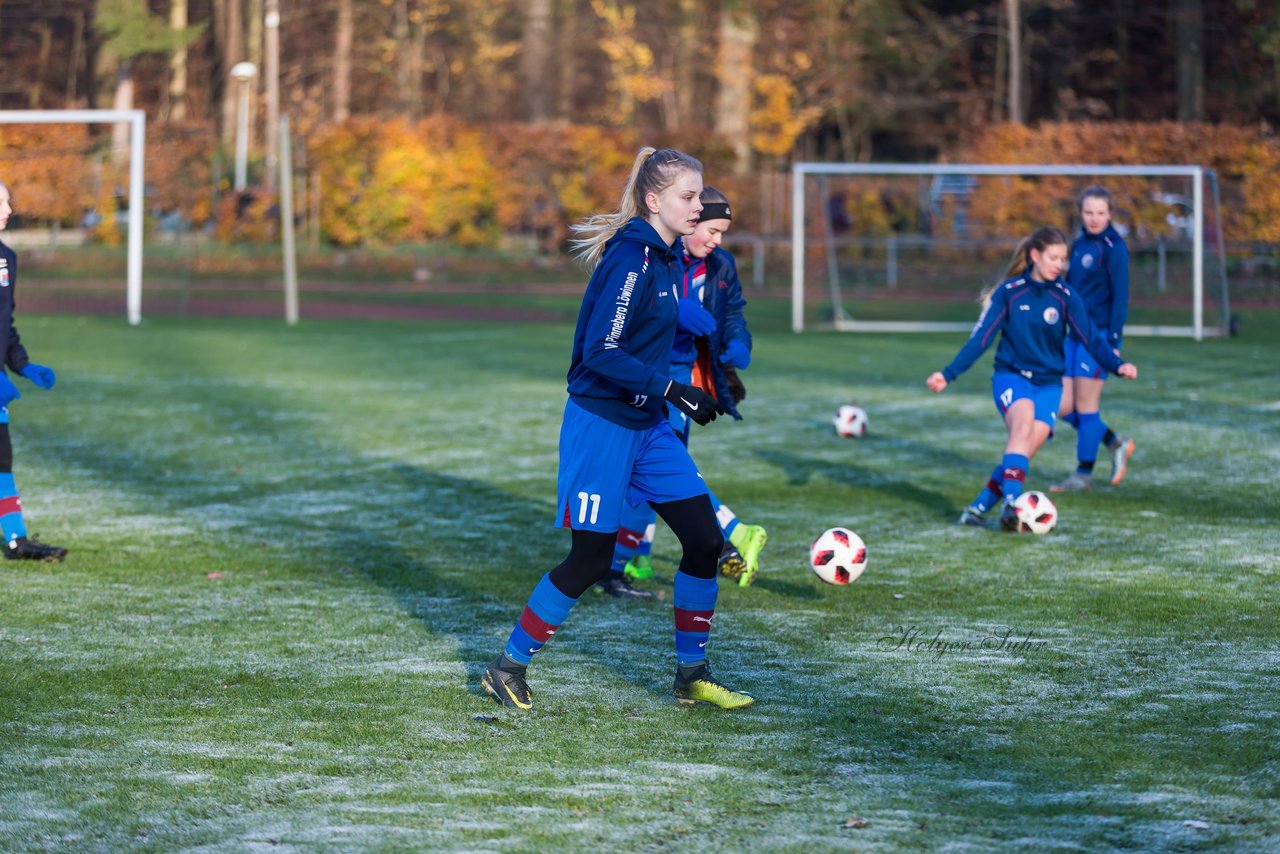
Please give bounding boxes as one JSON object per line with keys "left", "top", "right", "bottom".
{"left": 1067, "top": 224, "right": 1129, "bottom": 348}
{"left": 0, "top": 241, "right": 32, "bottom": 376}
{"left": 565, "top": 217, "right": 680, "bottom": 429}
{"left": 941, "top": 272, "right": 1124, "bottom": 386}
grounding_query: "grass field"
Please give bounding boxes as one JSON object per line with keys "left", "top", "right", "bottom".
{"left": 1, "top": 304, "right": 1277, "bottom": 852}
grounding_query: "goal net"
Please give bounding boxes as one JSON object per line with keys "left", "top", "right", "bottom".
{"left": 790, "top": 163, "right": 1229, "bottom": 340}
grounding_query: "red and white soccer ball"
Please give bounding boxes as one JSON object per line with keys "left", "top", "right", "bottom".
{"left": 1012, "top": 490, "right": 1058, "bottom": 534}
{"left": 809, "top": 527, "right": 868, "bottom": 585}
{"left": 833, "top": 404, "right": 869, "bottom": 438}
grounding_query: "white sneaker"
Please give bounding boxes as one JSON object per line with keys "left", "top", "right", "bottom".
{"left": 1109, "top": 437, "right": 1135, "bottom": 486}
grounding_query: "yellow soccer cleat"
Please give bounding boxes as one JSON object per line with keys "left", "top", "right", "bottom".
{"left": 728, "top": 524, "right": 768, "bottom": 587}
{"left": 622, "top": 554, "right": 654, "bottom": 580}
{"left": 673, "top": 663, "right": 755, "bottom": 709}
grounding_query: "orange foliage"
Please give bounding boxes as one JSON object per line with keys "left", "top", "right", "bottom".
{"left": 146, "top": 121, "right": 216, "bottom": 225}
{"left": 0, "top": 123, "right": 95, "bottom": 223}
{"left": 960, "top": 122, "right": 1280, "bottom": 243}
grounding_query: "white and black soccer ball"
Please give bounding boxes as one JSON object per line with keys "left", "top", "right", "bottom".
{"left": 833, "top": 404, "right": 869, "bottom": 438}
{"left": 1012, "top": 490, "right": 1058, "bottom": 535}
{"left": 809, "top": 527, "right": 868, "bottom": 585}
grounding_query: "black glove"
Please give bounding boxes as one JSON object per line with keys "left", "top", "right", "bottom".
{"left": 664, "top": 380, "right": 723, "bottom": 426}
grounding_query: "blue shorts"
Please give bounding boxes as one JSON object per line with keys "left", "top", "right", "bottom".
{"left": 992, "top": 372, "right": 1061, "bottom": 428}
{"left": 556, "top": 399, "right": 707, "bottom": 532}
{"left": 1064, "top": 336, "right": 1109, "bottom": 380}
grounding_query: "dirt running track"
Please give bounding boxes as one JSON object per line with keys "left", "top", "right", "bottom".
{"left": 17, "top": 293, "right": 567, "bottom": 324}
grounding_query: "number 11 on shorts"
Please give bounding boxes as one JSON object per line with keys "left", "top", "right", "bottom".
{"left": 577, "top": 492, "right": 601, "bottom": 525}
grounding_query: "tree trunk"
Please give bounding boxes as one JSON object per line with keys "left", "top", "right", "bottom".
{"left": 169, "top": 0, "right": 189, "bottom": 120}
{"left": 66, "top": 9, "right": 85, "bottom": 105}
{"left": 671, "top": 0, "right": 697, "bottom": 130}
{"left": 112, "top": 61, "right": 134, "bottom": 169}
{"left": 394, "top": 0, "right": 413, "bottom": 117}
{"left": 1115, "top": 0, "right": 1129, "bottom": 118}
{"left": 555, "top": 0, "right": 576, "bottom": 120}
{"left": 334, "top": 0, "right": 353, "bottom": 121}
{"left": 30, "top": 18, "right": 51, "bottom": 107}
{"left": 1173, "top": 0, "right": 1205, "bottom": 121}
{"left": 713, "top": 8, "right": 758, "bottom": 175}
{"left": 1005, "top": 0, "right": 1023, "bottom": 123}
{"left": 221, "top": 0, "right": 246, "bottom": 150}
{"left": 521, "top": 0, "right": 553, "bottom": 121}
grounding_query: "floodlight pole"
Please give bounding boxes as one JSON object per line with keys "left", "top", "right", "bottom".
{"left": 0, "top": 109, "right": 145, "bottom": 326}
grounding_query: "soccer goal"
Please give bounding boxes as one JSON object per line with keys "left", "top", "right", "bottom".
{"left": 790, "top": 163, "right": 1230, "bottom": 340}
{"left": 0, "top": 109, "right": 146, "bottom": 325}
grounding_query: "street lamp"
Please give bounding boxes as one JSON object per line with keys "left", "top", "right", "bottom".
{"left": 230, "top": 61, "right": 257, "bottom": 191}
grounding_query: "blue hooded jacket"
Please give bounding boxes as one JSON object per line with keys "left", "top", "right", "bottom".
{"left": 1067, "top": 223, "right": 1129, "bottom": 348}
{"left": 941, "top": 271, "right": 1124, "bottom": 386}
{"left": 565, "top": 217, "right": 681, "bottom": 429}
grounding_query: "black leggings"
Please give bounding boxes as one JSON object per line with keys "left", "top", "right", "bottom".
{"left": 0, "top": 423, "right": 11, "bottom": 473}
{"left": 547, "top": 494, "right": 724, "bottom": 598}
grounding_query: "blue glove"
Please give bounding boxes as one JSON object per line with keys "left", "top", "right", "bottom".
{"left": 0, "top": 374, "right": 20, "bottom": 408}
{"left": 676, "top": 298, "right": 716, "bottom": 337}
{"left": 20, "top": 363, "right": 56, "bottom": 390}
{"left": 719, "top": 339, "right": 751, "bottom": 370}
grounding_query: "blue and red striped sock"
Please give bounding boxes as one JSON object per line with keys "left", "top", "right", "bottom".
{"left": 611, "top": 503, "right": 655, "bottom": 571}
{"left": 673, "top": 571, "right": 718, "bottom": 665}
{"left": 503, "top": 573, "right": 577, "bottom": 666}
{"left": 1001, "top": 453, "right": 1029, "bottom": 503}
{"left": 971, "top": 464, "right": 1005, "bottom": 513}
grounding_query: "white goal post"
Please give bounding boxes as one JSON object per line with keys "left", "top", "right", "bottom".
{"left": 791, "top": 162, "right": 1227, "bottom": 340}
{"left": 0, "top": 109, "right": 146, "bottom": 326}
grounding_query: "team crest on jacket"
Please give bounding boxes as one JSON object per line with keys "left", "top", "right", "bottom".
{"left": 1081, "top": 253, "right": 1095, "bottom": 269}
{"left": 642, "top": 247, "right": 650, "bottom": 273}
{"left": 0, "top": 266, "right": 8, "bottom": 288}
{"left": 1043, "top": 306, "right": 1060, "bottom": 325}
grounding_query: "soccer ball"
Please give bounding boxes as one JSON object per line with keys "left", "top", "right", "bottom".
{"left": 1012, "top": 491, "right": 1058, "bottom": 534}
{"left": 809, "top": 527, "right": 868, "bottom": 585}
{"left": 833, "top": 404, "right": 869, "bottom": 438}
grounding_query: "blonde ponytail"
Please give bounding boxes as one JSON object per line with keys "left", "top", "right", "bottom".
{"left": 568, "top": 147, "right": 703, "bottom": 270}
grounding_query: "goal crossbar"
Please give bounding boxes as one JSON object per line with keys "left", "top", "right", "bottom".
{"left": 0, "top": 109, "right": 146, "bottom": 325}
{"left": 791, "top": 162, "right": 1218, "bottom": 340}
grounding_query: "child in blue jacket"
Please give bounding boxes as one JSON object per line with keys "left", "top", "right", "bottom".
{"left": 602, "top": 187, "right": 767, "bottom": 598}
{"left": 0, "top": 180, "right": 66, "bottom": 562}
{"left": 926, "top": 226, "right": 1138, "bottom": 531}
{"left": 481, "top": 149, "right": 753, "bottom": 711}
{"left": 1051, "top": 185, "right": 1136, "bottom": 492}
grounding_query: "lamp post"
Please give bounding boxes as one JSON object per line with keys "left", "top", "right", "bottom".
{"left": 230, "top": 61, "right": 257, "bottom": 191}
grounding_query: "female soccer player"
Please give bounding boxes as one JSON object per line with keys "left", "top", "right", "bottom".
{"left": 1051, "top": 185, "right": 1136, "bottom": 492}
{"left": 603, "top": 186, "right": 767, "bottom": 597}
{"left": 926, "top": 225, "right": 1138, "bottom": 531}
{"left": 0, "top": 180, "right": 66, "bottom": 562}
{"left": 481, "top": 149, "right": 753, "bottom": 711}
